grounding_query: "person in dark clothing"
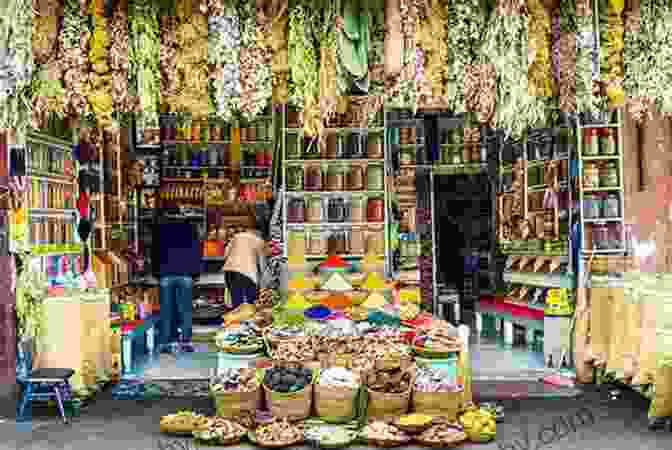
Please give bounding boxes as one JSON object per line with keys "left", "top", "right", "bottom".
{"left": 153, "top": 222, "right": 201, "bottom": 352}
{"left": 440, "top": 217, "right": 465, "bottom": 290}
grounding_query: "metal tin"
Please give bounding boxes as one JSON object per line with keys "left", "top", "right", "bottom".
{"left": 599, "top": 161, "right": 618, "bottom": 187}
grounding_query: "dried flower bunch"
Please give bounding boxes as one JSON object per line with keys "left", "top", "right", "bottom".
{"left": 528, "top": 0, "right": 553, "bottom": 97}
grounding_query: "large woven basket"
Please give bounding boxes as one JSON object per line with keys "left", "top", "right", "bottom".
{"left": 212, "top": 386, "right": 263, "bottom": 418}
{"left": 366, "top": 385, "right": 412, "bottom": 422}
{"left": 314, "top": 383, "right": 360, "bottom": 423}
{"left": 411, "top": 387, "right": 463, "bottom": 421}
{"left": 263, "top": 377, "right": 314, "bottom": 421}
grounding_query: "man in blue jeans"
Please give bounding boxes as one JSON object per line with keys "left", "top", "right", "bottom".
{"left": 153, "top": 222, "right": 201, "bottom": 353}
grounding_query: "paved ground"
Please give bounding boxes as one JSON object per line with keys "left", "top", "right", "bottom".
{"left": 1, "top": 384, "right": 669, "bottom": 450}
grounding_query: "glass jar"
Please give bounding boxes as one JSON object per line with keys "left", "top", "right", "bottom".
{"left": 348, "top": 132, "right": 367, "bottom": 159}
{"left": 600, "top": 161, "right": 619, "bottom": 187}
{"left": 583, "top": 162, "right": 599, "bottom": 188}
{"left": 583, "top": 194, "right": 599, "bottom": 219}
{"left": 599, "top": 129, "right": 616, "bottom": 155}
{"left": 347, "top": 164, "right": 365, "bottom": 191}
{"left": 349, "top": 226, "right": 365, "bottom": 254}
{"left": 326, "top": 133, "right": 340, "bottom": 159}
{"left": 350, "top": 195, "right": 366, "bottom": 223}
{"left": 366, "top": 226, "right": 385, "bottom": 255}
{"left": 400, "top": 148, "right": 414, "bottom": 165}
{"left": 191, "top": 120, "right": 201, "bottom": 142}
{"left": 288, "top": 230, "right": 306, "bottom": 256}
{"left": 286, "top": 133, "right": 301, "bottom": 159}
{"left": 288, "top": 198, "right": 305, "bottom": 223}
{"left": 287, "top": 166, "right": 304, "bottom": 191}
{"left": 307, "top": 229, "right": 325, "bottom": 255}
{"left": 305, "top": 165, "right": 323, "bottom": 191}
{"left": 326, "top": 165, "right": 345, "bottom": 191}
{"left": 603, "top": 193, "right": 620, "bottom": 218}
{"left": 327, "top": 197, "right": 346, "bottom": 222}
{"left": 583, "top": 128, "right": 599, "bottom": 156}
{"left": 367, "top": 134, "right": 383, "bottom": 159}
{"left": 209, "top": 117, "right": 221, "bottom": 141}
{"left": 366, "top": 164, "right": 384, "bottom": 191}
{"left": 592, "top": 224, "right": 609, "bottom": 250}
{"left": 306, "top": 197, "right": 323, "bottom": 223}
{"left": 367, "top": 196, "right": 385, "bottom": 223}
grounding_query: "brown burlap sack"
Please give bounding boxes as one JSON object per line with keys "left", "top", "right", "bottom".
{"left": 574, "top": 287, "right": 594, "bottom": 383}
{"left": 606, "top": 287, "right": 627, "bottom": 376}
{"left": 623, "top": 279, "right": 643, "bottom": 379}
{"left": 634, "top": 300, "right": 658, "bottom": 385}
{"left": 588, "top": 287, "right": 612, "bottom": 367}
{"left": 263, "top": 383, "right": 313, "bottom": 421}
{"left": 649, "top": 365, "right": 672, "bottom": 418}
{"left": 213, "top": 387, "right": 262, "bottom": 418}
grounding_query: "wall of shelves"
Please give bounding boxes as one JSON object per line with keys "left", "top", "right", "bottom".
{"left": 281, "top": 105, "right": 389, "bottom": 265}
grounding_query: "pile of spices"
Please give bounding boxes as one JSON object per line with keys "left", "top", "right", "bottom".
{"left": 363, "top": 272, "right": 386, "bottom": 290}
{"left": 322, "top": 273, "right": 353, "bottom": 291}
{"left": 363, "top": 292, "right": 387, "bottom": 308}
{"left": 321, "top": 293, "right": 353, "bottom": 309}
{"left": 304, "top": 305, "right": 332, "bottom": 320}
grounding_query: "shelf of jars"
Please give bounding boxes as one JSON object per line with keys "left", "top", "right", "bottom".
{"left": 281, "top": 105, "right": 389, "bottom": 264}
{"left": 578, "top": 108, "right": 624, "bottom": 255}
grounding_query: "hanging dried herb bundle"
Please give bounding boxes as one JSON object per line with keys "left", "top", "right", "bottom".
{"left": 478, "top": 0, "right": 548, "bottom": 138}
{"left": 416, "top": 0, "right": 448, "bottom": 108}
{"left": 109, "top": 2, "right": 133, "bottom": 114}
{"left": 599, "top": 0, "right": 625, "bottom": 108}
{"left": 574, "top": 6, "right": 601, "bottom": 114}
{"left": 129, "top": 0, "right": 160, "bottom": 129}
{"left": 385, "top": 0, "right": 418, "bottom": 110}
{"left": 288, "top": 3, "right": 318, "bottom": 111}
{"left": 624, "top": 0, "right": 672, "bottom": 121}
{"left": 528, "top": 0, "right": 554, "bottom": 97}
{"left": 446, "top": 0, "right": 487, "bottom": 113}
{"left": 238, "top": 0, "right": 271, "bottom": 122}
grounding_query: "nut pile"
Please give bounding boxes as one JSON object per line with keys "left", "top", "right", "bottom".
{"left": 192, "top": 417, "right": 247, "bottom": 443}
{"left": 415, "top": 367, "right": 460, "bottom": 392}
{"left": 318, "top": 367, "right": 359, "bottom": 388}
{"left": 160, "top": 410, "right": 209, "bottom": 432}
{"left": 255, "top": 419, "right": 303, "bottom": 446}
{"left": 399, "top": 302, "right": 420, "bottom": 321}
{"left": 271, "top": 337, "right": 315, "bottom": 362}
{"left": 365, "top": 365, "right": 413, "bottom": 393}
{"left": 418, "top": 423, "right": 467, "bottom": 446}
{"left": 210, "top": 368, "right": 259, "bottom": 393}
{"left": 263, "top": 366, "right": 313, "bottom": 393}
{"left": 416, "top": 326, "right": 461, "bottom": 352}
{"left": 361, "top": 421, "right": 409, "bottom": 442}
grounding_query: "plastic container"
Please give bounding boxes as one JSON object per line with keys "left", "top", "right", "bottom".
{"left": 366, "top": 165, "right": 384, "bottom": 191}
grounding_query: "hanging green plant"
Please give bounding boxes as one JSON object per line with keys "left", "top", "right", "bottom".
{"left": 14, "top": 251, "right": 49, "bottom": 341}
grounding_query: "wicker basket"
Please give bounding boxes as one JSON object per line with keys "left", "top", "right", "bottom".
{"left": 212, "top": 386, "right": 262, "bottom": 418}
{"left": 415, "top": 436, "right": 467, "bottom": 448}
{"left": 248, "top": 431, "right": 305, "bottom": 448}
{"left": 263, "top": 382, "right": 314, "bottom": 421}
{"left": 411, "top": 388, "right": 463, "bottom": 421}
{"left": 364, "top": 437, "right": 412, "bottom": 448}
{"left": 366, "top": 385, "right": 412, "bottom": 422}
{"left": 314, "top": 383, "right": 360, "bottom": 423}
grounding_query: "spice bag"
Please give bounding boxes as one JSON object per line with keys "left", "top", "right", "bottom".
{"left": 263, "top": 368, "right": 316, "bottom": 421}
{"left": 314, "top": 382, "right": 360, "bottom": 423}
{"left": 411, "top": 388, "right": 463, "bottom": 421}
{"left": 366, "top": 385, "right": 412, "bottom": 422}
{"left": 649, "top": 364, "right": 672, "bottom": 418}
